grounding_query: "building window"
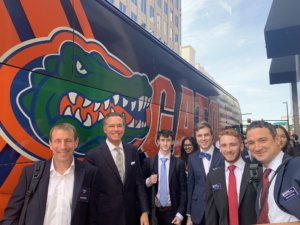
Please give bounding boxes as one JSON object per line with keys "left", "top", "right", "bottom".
{"left": 150, "top": 5, "right": 154, "bottom": 22}
{"left": 119, "top": 2, "right": 126, "bottom": 13}
{"left": 131, "top": 0, "right": 137, "bottom": 5}
{"left": 157, "top": 0, "right": 161, "bottom": 8}
{"left": 131, "top": 12, "right": 137, "bottom": 22}
{"left": 170, "top": 10, "right": 173, "bottom": 22}
{"left": 175, "top": 15, "right": 178, "bottom": 27}
{"left": 174, "top": 0, "right": 179, "bottom": 9}
{"left": 107, "top": 0, "right": 114, "bottom": 3}
{"left": 157, "top": 14, "right": 161, "bottom": 30}
{"left": 169, "top": 28, "right": 173, "bottom": 40}
{"left": 163, "top": 21, "right": 167, "bottom": 35}
{"left": 141, "top": 0, "right": 147, "bottom": 14}
{"left": 175, "top": 34, "right": 179, "bottom": 43}
{"left": 164, "top": 2, "right": 168, "bottom": 15}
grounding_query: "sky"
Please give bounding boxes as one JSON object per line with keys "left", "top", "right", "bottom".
{"left": 181, "top": 0, "right": 291, "bottom": 122}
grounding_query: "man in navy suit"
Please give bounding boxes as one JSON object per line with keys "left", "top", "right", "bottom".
{"left": 205, "top": 129, "right": 258, "bottom": 225}
{"left": 2, "top": 123, "right": 98, "bottom": 225}
{"left": 143, "top": 130, "right": 186, "bottom": 225}
{"left": 246, "top": 120, "right": 300, "bottom": 223}
{"left": 187, "top": 122, "right": 224, "bottom": 225}
{"left": 85, "top": 112, "right": 149, "bottom": 225}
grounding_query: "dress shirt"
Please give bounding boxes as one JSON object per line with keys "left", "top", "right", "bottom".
{"left": 199, "top": 145, "right": 214, "bottom": 175}
{"left": 225, "top": 157, "right": 245, "bottom": 203}
{"left": 43, "top": 158, "right": 75, "bottom": 225}
{"left": 106, "top": 139, "right": 125, "bottom": 173}
{"left": 264, "top": 151, "right": 299, "bottom": 223}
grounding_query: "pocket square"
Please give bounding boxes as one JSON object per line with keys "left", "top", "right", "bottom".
{"left": 212, "top": 183, "right": 222, "bottom": 192}
{"left": 131, "top": 161, "right": 136, "bottom": 165}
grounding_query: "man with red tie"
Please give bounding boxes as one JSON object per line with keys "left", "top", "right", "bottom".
{"left": 246, "top": 121, "right": 300, "bottom": 224}
{"left": 205, "top": 129, "right": 258, "bottom": 225}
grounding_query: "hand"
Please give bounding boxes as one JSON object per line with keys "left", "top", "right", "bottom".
{"left": 140, "top": 212, "right": 149, "bottom": 225}
{"left": 171, "top": 216, "right": 181, "bottom": 225}
{"left": 186, "top": 216, "right": 193, "bottom": 225}
{"left": 149, "top": 174, "right": 157, "bottom": 185}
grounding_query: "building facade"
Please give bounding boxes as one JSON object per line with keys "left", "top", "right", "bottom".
{"left": 106, "top": 0, "right": 181, "bottom": 54}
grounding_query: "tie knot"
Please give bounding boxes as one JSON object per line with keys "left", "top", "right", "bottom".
{"left": 263, "top": 168, "right": 272, "bottom": 179}
{"left": 228, "top": 165, "right": 236, "bottom": 172}
{"left": 199, "top": 151, "right": 211, "bottom": 160}
{"left": 160, "top": 157, "right": 168, "bottom": 164}
{"left": 114, "top": 147, "right": 121, "bottom": 152}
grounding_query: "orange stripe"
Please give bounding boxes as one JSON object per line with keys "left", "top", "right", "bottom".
{"left": 0, "top": 136, "right": 7, "bottom": 153}
{"left": 0, "top": 1, "right": 21, "bottom": 56}
{"left": 20, "top": 0, "right": 70, "bottom": 37}
{"left": 72, "top": 0, "right": 95, "bottom": 39}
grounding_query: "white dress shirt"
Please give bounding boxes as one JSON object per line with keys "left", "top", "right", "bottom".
{"left": 43, "top": 158, "right": 75, "bottom": 225}
{"left": 200, "top": 145, "right": 214, "bottom": 175}
{"left": 264, "top": 151, "right": 299, "bottom": 223}
{"left": 225, "top": 157, "right": 245, "bottom": 202}
{"left": 106, "top": 139, "right": 125, "bottom": 173}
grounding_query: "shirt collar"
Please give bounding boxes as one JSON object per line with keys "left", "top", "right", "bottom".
{"left": 106, "top": 139, "right": 123, "bottom": 151}
{"left": 50, "top": 157, "right": 75, "bottom": 174}
{"left": 265, "top": 150, "right": 284, "bottom": 172}
{"left": 200, "top": 145, "right": 214, "bottom": 154}
{"left": 225, "top": 156, "right": 245, "bottom": 171}
{"left": 158, "top": 151, "right": 171, "bottom": 160}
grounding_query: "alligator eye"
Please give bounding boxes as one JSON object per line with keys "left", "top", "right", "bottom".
{"left": 76, "top": 60, "right": 87, "bottom": 75}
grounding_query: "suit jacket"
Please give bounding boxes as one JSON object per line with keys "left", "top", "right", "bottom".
{"left": 143, "top": 155, "right": 187, "bottom": 216}
{"left": 187, "top": 147, "right": 224, "bottom": 224}
{"left": 205, "top": 163, "right": 258, "bottom": 225}
{"left": 241, "top": 148, "right": 260, "bottom": 164}
{"left": 85, "top": 142, "right": 149, "bottom": 225}
{"left": 256, "top": 154, "right": 300, "bottom": 220}
{"left": 2, "top": 158, "right": 98, "bottom": 225}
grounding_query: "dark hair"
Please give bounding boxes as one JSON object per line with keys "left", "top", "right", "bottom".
{"left": 49, "top": 123, "right": 78, "bottom": 141}
{"left": 180, "top": 136, "right": 198, "bottom": 164}
{"left": 103, "top": 112, "right": 126, "bottom": 126}
{"left": 156, "top": 130, "right": 175, "bottom": 141}
{"left": 292, "top": 133, "right": 299, "bottom": 141}
{"left": 194, "top": 121, "right": 213, "bottom": 135}
{"left": 246, "top": 120, "right": 277, "bottom": 139}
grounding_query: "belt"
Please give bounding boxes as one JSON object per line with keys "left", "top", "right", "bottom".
{"left": 156, "top": 206, "right": 172, "bottom": 212}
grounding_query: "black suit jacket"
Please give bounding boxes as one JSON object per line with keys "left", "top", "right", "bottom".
{"left": 2, "top": 158, "right": 98, "bottom": 225}
{"left": 205, "top": 163, "right": 258, "bottom": 225}
{"left": 143, "top": 155, "right": 187, "bottom": 216}
{"left": 187, "top": 147, "right": 224, "bottom": 224}
{"left": 85, "top": 142, "right": 149, "bottom": 225}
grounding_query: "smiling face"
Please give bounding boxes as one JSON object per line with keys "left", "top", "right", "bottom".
{"left": 157, "top": 136, "right": 174, "bottom": 156}
{"left": 195, "top": 127, "right": 213, "bottom": 151}
{"left": 276, "top": 127, "right": 288, "bottom": 150}
{"left": 103, "top": 115, "right": 125, "bottom": 146}
{"left": 49, "top": 127, "right": 78, "bottom": 166}
{"left": 246, "top": 127, "right": 281, "bottom": 167}
{"left": 219, "top": 134, "right": 243, "bottom": 164}
{"left": 183, "top": 139, "right": 194, "bottom": 154}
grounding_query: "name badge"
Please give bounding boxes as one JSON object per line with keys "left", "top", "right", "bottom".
{"left": 212, "top": 183, "right": 222, "bottom": 192}
{"left": 79, "top": 187, "right": 90, "bottom": 202}
{"left": 281, "top": 187, "right": 299, "bottom": 202}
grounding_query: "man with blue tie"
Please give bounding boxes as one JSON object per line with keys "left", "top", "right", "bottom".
{"left": 187, "top": 122, "right": 224, "bottom": 225}
{"left": 143, "top": 130, "right": 187, "bottom": 225}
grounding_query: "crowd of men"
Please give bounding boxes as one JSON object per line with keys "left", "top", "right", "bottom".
{"left": 2, "top": 112, "right": 300, "bottom": 225}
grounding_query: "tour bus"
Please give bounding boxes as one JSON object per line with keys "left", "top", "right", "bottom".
{"left": 0, "top": 0, "right": 241, "bottom": 218}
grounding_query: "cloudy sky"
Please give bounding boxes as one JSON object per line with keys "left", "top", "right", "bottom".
{"left": 181, "top": 0, "right": 291, "bottom": 121}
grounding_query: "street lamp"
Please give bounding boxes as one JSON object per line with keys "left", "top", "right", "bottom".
{"left": 283, "top": 101, "right": 289, "bottom": 131}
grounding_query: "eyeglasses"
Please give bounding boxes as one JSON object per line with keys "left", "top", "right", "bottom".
{"left": 184, "top": 144, "right": 193, "bottom": 148}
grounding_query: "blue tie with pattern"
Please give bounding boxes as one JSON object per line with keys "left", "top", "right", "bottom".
{"left": 199, "top": 151, "right": 211, "bottom": 160}
{"left": 159, "top": 157, "right": 168, "bottom": 206}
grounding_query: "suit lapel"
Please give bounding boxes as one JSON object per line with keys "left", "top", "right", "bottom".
{"left": 169, "top": 156, "right": 175, "bottom": 184}
{"left": 39, "top": 160, "right": 51, "bottom": 223}
{"left": 196, "top": 152, "right": 206, "bottom": 177}
{"left": 239, "top": 163, "right": 250, "bottom": 205}
{"left": 71, "top": 159, "right": 85, "bottom": 217}
{"left": 210, "top": 147, "right": 222, "bottom": 171}
{"left": 124, "top": 143, "right": 131, "bottom": 184}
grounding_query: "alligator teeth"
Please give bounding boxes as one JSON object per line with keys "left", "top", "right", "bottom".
{"left": 104, "top": 99, "right": 110, "bottom": 110}
{"left": 138, "top": 97, "right": 144, "bottom": 112}
{"left": 131, "top": 101, "right": 136, "bottom": 111}
{"left": 111, "top": 108, "right": 115, "bottom": 113}
{"left": 98, "top": 112, "right": 104, "bottom": 121}
{"left": 76, "top": 60, "right": 87, "bottom": 75}
{"left": 136, "top": 120, "right": 142, "bottom": 128}
{"left": 113, "top": 95, "right": 119, "bottom": 105}
{"left": 128, "top": 119, "right": 135, "bottom": 128}
{"left": 64, "top": 106, "right": 72, "bottom": 116}
{"left": 93, "top": 103, "right": 101, "bottom": 111}
{"left": 83, "top": 114, "right": 92, "bottom": 127}
{"left": 83, "top": 98, "right": 92, "bottom": 107}
{"left": 68, "top": 92, "right": 77, "bottom": 105}
{"left": 75, "top": 109, "right": 82, "bottom": 122}
{"left": 123, "top": 97, "right": 128, "bottom": 107}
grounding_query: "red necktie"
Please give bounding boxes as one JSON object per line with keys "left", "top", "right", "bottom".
{"left": 228, "top": 165, "right": 239, "bottom": 225}
{"left": 257, "top": 168, "right": 272, "bottom": 224}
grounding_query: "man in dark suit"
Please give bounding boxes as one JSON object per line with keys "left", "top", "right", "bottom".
{"left": 205, "top": 129, "right": 258, "bottom": 225}
{"left": 85, "top": 112, "right": 149, "bottom": 225}
{"left": 2, "top": 123, "right": 98, "bottom": 225}
{"left": 246, "top": 120, "right": 300, "bottom": 223}
{"left": 241, "top": 138, "right": 260, "bottom": 164}
{"left": 143, "top": 130, "right": 186, "bottom": 225}
{"left": 187, "top": 121, "right": 224, "bottom": 225}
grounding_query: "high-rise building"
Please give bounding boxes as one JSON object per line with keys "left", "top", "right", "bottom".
{"left": 105, "top": 0, "right": 181, "bottom": 54}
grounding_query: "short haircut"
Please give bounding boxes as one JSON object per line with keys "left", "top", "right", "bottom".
{"left": 246, "top": 120, "right": 277, "bottom": 139}
{"left": 219, "top": 129, "right": 242, "bottom": 143}
{"left": 103, "top": 112, "right": 126, "bottom": 126}
{"left": 194, "top": 121, "right": 213, "bottom": 135}
{"left": 49, "top": 123, "right": 78, "bottom": 141}
{"left": 157, "top": 130, "right": 175, "bottom": 141}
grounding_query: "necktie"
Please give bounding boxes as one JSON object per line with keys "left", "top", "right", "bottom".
{"left": 257, "top": 168, "right": 272, "bottom": 224}
{"left": 228, "top": 165, "right": 239, "bottom": 225}
{"left": 199, "top": 151, "right": 211, "bottom": 160}
{"left": 159, "top": 158, "right": 168, "bottom": 206}
{"left": 114, "top": 147, "right": 124, "bottom": 183}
